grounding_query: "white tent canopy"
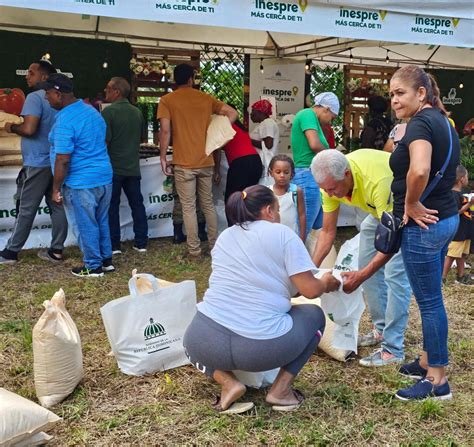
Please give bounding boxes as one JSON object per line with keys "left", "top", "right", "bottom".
{"left": 0, "top": 1, "right": 472, "bottom": 68}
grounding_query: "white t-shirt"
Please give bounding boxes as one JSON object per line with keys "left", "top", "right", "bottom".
{"left": 270, "top": 185, "right": 298, "bottom": 234}
{"left": 250, "top": 117, "right": 280, "bottom": 159}
{"left": 198, "top": 220, "right": 316, "bottom": 340}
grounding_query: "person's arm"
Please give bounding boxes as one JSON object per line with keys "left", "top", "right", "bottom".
{"left": 297, "top": 187, "right": 306, "bottom": 241}
{"left": 251, "top": 138, "right": 262, "bottom": 148}
{"left": 291, "top": 270, "right": 340, "bottom": 298}
{"left": 52, "top": 154, "right": 71, "bottom": 205}
{"left": 159, "top": 117, "right": 173, "bottom": 176}
{"left": 213, "top": 149, "right": 221, "bottom": 184}
{"left": 383, "top": 138, "right": 395, "bottom": 152}
{"left": 341, "top": 252, "right": 393, "bottom": 294}
{"left": 217, "top": 103, "right": 238, "bottom": 123}
{"left": 304, "top": 129, "right": 326, "bottom": 153}
{"left": 312, "top": 209, "right": 339, "bottom": 267}
{"left": 404, "top": 139, "right": 439, "bottom": 228}
{"left": 5, "top": 116, "right": 40, "bottom": 137}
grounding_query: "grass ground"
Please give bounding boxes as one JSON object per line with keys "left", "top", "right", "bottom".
{"left": 1, "top": 227, "right": 473, "bottom": 446}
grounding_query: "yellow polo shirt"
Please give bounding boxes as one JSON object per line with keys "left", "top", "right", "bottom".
{"left": 321, "top": 149, "right": 393, "bottom": 220}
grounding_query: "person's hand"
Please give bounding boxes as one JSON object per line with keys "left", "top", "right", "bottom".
{"left": 403, "top": 201, "right": 438, "bottom": 229}
{"left": 52, "top": 190, "right": 63, "bottom": 205}
{"left": 340, "top": 270, "right": 365, "bottom": 294}
{"left": 321, "top": 271, "right": 341, "bottom": 293}
{"left": 213, "top": 170, "right": 221, "bottom": 185}
{"left": 4, "top": 122, "right": 13, "bottom": 133}
{"left": 161, "top": 158, "right": 173, "bottom": 176}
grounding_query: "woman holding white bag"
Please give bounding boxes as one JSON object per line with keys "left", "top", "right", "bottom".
{"left": 183, "top": 185, "right": 340, "bottom": 414}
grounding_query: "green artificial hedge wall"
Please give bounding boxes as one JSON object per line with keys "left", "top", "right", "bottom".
{"left": 0, "top": 30, "right": 131, "bottom": 100}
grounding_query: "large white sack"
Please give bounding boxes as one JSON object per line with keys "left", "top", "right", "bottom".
{"left": 33, "top": 289, "right": 83, "bottom": 408}
{"left": 0, "top": 388, "right": 61, "bottom": 447}
{"left": 205, "top": 115, "right": 236, "bottom": 156}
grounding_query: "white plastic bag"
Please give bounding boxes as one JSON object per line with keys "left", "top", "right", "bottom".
{"left": 33, "top": 288, "right": 83, "bottom": 408}
{"left": 100, "top": 273, "right": 197, "bottom": 376}
{"left": 318, "top": 234, "right": 365, "bottom": 353}
{"left": 0, "top": 388, "right": 61, "bottom": 447}
{"left": 233, "top": 369, "right": 279, "bottom": 389}
{"left": 205, "top": 115, "right": 236, "bottom": 156}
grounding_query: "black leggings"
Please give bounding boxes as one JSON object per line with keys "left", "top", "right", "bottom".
{"left": 183, "top": 305, "right": 326, "bottom": 378}
{"left": 224, "top": 154, "right": 263, "bottom": 203}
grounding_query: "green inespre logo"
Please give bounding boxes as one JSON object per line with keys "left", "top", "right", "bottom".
{"left": 336, "top": 7, "right": 385, "bottom": 30}
{"left": 411, "top": 15, "right": 459, "bottom": 36}
{"left": 144, "top": 318, "right": 167, "bottom": 341}
{"left": 252, "top": 1, "right": 307, "bottom": 22}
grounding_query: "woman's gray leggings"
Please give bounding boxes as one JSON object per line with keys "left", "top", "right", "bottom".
{"left": 183, "top": 304, "right": 326, "bottom": 378}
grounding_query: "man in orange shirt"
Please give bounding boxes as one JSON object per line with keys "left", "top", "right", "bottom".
{"left": 158, "top": 64, "right": 238, "bottom": 257}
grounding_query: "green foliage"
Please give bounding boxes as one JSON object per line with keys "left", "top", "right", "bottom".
{"left": 459, "top": 136, "right": 474, "bottom": 179}
{"left": 415, "top": 399, "right": 445, "bottom": 420}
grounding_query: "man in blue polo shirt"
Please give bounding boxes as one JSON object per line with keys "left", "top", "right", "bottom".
{"left": 0, "top": 60, "right": 68, "bottom": 265}
{"left": 40, "top": 73, "right": 113, "bottom": 277}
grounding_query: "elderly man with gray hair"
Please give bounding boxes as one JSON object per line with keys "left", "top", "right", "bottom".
{"left": 102, "top": 77, "right": 148, "bottom": 255}
{"left": 311, "top": 149, "right": 411, "bottom": 367}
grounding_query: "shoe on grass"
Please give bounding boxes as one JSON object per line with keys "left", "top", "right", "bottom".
{"left": 112, "top": 249, "right": 122, "bottom": 255}
{"left": 102, "top": 258, "right": 115, "bottom": 273}
{"left": 0, "top": 249, "right": 18, "bottom": 265}
{"left": 71, "top": 266, "right": 104, "bottom": 277}
{"left": 358, "top": 328, "right": 383, "bottom": 347}
{"left": 395, "top": 379, "right": 452, "bottom": 401}
{"left": 37, "top": 249, "right": 63, "bottom": 263}
{"left": 399, "top": 356, "right": 428, "bottom": 380}
{"left": 133, "top": 246, "right": 147, "bottom": 253}
{"left": 0, "top": 255, "right": 17, "bottom": 265}
{"left": 454, "top": 275, "right": 474, "bottom": 286}
{"left": 359, "top": 348, "right": 404, "bottom": 367}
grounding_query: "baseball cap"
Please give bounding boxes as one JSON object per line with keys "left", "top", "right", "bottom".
{"left": 37, "top": 73, "right": 73, "bottom": 93}
{"left": 314, "top": 92, "right": 340, "bottom": 115}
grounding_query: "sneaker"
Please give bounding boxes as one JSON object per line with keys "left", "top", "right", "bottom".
{"left": 0, "top": 249, "right": 18, "bottom": 265}
{"left": 133, "top": 246, "right": 147, "bottom": 253}
{"left": 359, "top": 348, "right": 404, "bottom": 367}
{"left": 395, "top": 379, "right": 452, "bottom": 401}
{"left": 399, "top": 356, "right": 428, "bottom": 380}
{"left": 454, "top": 275, "right": 474, "bottom": 286}
{"left": 71, "top": 266, "right": 104, "bottom": 277}
{"left": 112, "top": 249, "right": 122, "bottom": 255}
{"left": 37, "top": 249, "right": 63, "bottom": 263}
{"left": 358, "top": 329, "right": 383, "bottom": 347}
{"left": 102, "top": 258, "right": 115, "bottom": 273}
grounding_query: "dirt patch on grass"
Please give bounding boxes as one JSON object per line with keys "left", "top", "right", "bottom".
{"left": 1, "top": 229, "right": 473, "bottom": 445}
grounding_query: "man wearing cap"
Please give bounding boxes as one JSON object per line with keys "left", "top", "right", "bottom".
{"left": 250, "top": 99, "right": 280, "bottom": 169}
{"left": 311, "top": 149, "right": 411, "bottom": 367}
{"left": 41, "top": 73, "right": 114, "bottom": 277}
{"left": 291, "top": 92, "right": 340, "bottom": 240}
{"left": 102, "top": 77, "right": 148, "bottom": 255}
{"left": 0, "top": 60, "right": 68, "bottom": 265}
{"left": 157, "top": 63, "right": 238, "bottom": 258}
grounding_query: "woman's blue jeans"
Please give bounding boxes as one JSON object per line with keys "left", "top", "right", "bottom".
{"left": 293, "top": 168, "right": 323, "bottom": 239}
{"left": 401, "top": 214, "right": 459, "bottom": 367}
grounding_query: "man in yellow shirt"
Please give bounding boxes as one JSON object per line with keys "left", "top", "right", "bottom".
{"left": 311, "top": 149, "right": 411, "bottom": 367}
{"left": 158, "top": 64, "right": 237, "bottom": 257}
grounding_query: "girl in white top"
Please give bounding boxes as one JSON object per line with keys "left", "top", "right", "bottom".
{"left": 268, "top": 155, "right": 306, "bottom": 241}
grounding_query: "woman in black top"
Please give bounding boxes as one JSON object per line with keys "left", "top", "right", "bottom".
{"left": 388, "top": 66, "right": 460, "bottom": 401}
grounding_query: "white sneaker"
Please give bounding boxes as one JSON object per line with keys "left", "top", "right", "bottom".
{"left": 133, "top": 246, "right": 147, "bottom": 253}
{"left": 112, "top": 249, "right": 122, "bottom": 255}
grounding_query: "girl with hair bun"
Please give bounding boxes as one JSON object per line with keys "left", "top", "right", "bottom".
{"left": 183, "top": 184, "right": 339, "bottom": 414}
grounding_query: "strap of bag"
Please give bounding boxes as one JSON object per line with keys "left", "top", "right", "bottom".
{"left": 289, "top": 183, "right": 298, "bottom": 207}
{"left": 420, "top": 117, "right": 453, "bottom": 202}
{"left": 128, "top": 273, "right": 160, "bottom": 297}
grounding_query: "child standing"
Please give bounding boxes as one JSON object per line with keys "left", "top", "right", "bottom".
{"left": 268, "top": 155, "right": 306, "bottom": 241}
{"left": 442, "top": 165, "right": 474, "bottom": 285}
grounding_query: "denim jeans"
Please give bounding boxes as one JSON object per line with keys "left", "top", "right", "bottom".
{"left": 63, "top": 184, "right": 113, "bottom": 269}
{"left": 401, "top": 214, "right": 459, "bottom": 367}
{"left": 359, "top": 215, "right": 412, "bottom": 358}
{"left": 109, "top": 175, "right": 148, "bottom": 250}
{"left": 293, "top": 168, "right": 323, "bottom": 239}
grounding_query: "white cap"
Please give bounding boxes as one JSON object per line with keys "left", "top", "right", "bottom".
{"left": 314, "top": 92, "right": 340, "bottom": 115}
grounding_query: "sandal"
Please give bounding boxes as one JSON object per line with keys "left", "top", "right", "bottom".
{"left": 271, "top": 389, "right": 305, "bottom": 412}
{"left": 212, "top": 396, "right": 254, "bottom": 414}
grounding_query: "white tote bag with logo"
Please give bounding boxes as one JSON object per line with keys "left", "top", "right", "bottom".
{"left": 100, "top": 273, "right": 196, "bottom": 376}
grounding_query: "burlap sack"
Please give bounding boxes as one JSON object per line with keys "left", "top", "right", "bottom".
{"left": 0, "top": 388, "right": 61, "bottom": 447}
{"left": 33, "top": 289, "right": 83, "bottom": 408}
{"left": 0, "top": 154, "right": 22, "bottom": 166}
{"left": 205, "top": 114, "right": 236, "bottom": 156}
{"left": 0, "top": 111, "right": 23, "bottom": 128}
